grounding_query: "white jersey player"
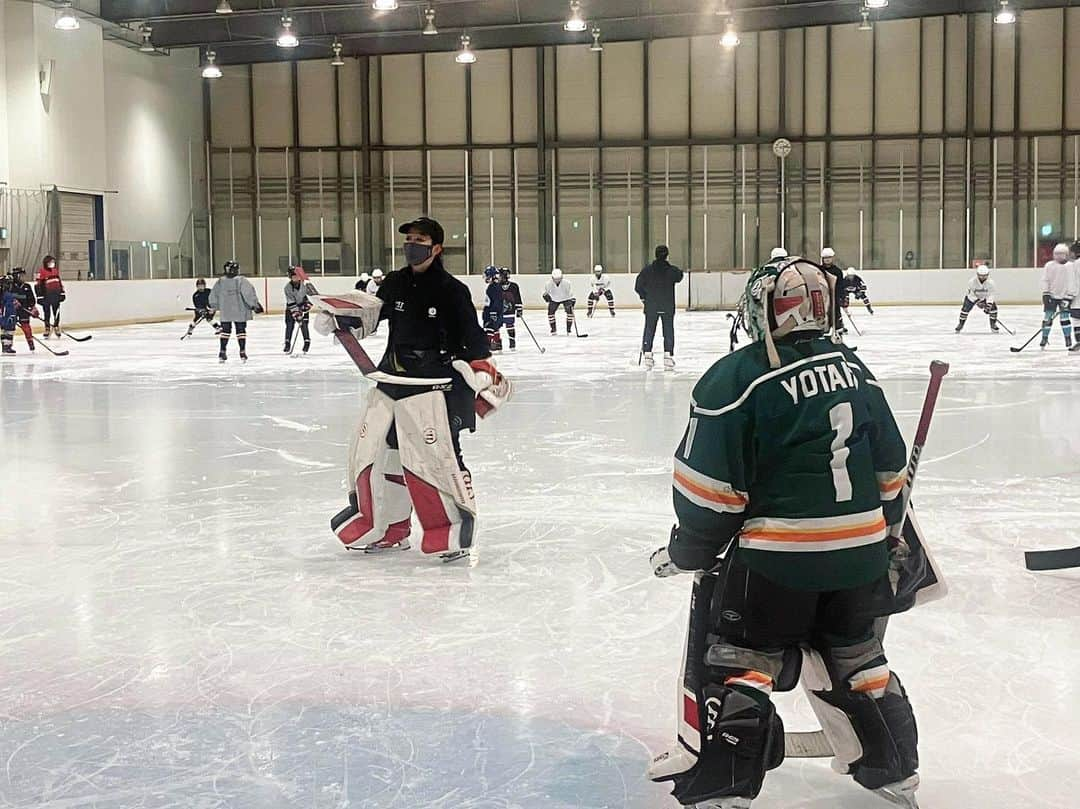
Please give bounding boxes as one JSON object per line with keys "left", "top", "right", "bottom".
{"left": 542, "top": 268, "right": 575, "bottom": 334}
{"left": 587, "top": 264, "right": 616, "bottom": 318}
{"left": 955, "top": 267, "right": 999, "bottom": 333}
{"left": 365, "top": 268, "right": 385, "bottom": 295}
{"left": 1040, "top": 244, "right": 1076, "bottom": 348}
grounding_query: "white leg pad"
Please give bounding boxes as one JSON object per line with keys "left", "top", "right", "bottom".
{"left": 801, "top": 647, "right": 864, "bottom": 774}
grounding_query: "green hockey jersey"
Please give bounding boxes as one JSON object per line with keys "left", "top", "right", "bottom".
{"left": 670, "top": 337, "right": 908, "bottom": 592}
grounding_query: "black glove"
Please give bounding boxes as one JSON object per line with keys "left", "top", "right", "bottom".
{"left": 59, "top": 291, "right": 67, "bottom": 303}
{"left": 1043, "top": 293, "right": 1054, "bottom": 309}
{"left": 542, "top": 294, "right": 552, "bottom": 303}
{"left": 253, "top": 303, "right": 265, "bottom": 315}
{"left": 975, "top": 299, "right": 987, "bottom": 310}
{"left": 515, "top": 305, "right": 523, "bottom": 317}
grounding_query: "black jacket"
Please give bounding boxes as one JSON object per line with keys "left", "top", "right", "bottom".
{"left": 10, "top": 281, "right": 36, "bottom": 319}
{"left": 192, "top": 289, "right": 212, "bottom": 311}
{"left": 635, "top": 259, "right": 684, "bottom": 314}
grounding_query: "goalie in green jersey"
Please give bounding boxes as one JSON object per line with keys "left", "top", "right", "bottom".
{"left": 647, "top": 257, "right": 920, "bottom": 809}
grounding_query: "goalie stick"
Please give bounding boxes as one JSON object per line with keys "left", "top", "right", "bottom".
{"left": 1025, "top": 546, "right": 1080, "bottom": 571}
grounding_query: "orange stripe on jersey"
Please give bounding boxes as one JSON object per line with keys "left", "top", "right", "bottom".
{"left": 742, "top": 517, "right": 886, "bottom": 544}
{"left": 877, "top": 471, "right": 906, "bottom": 495}
{"left": 673, "top": 470, "right": 748, "bottom": 507}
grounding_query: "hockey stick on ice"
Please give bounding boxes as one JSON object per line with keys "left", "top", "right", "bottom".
{"left": 31, "top": 336, "right": 69, "bottom": 356}
{"left": 843, "top": 308, "right": 863, "bottom": 336}
{"left": 991, "top": 314, "right": 1015, "bottom": 335}
{"left": 1010, "top": 326, "right": 1043, "bottom": 353}
{"left": 568, "top": 299, "right": 588, "bottom": 338}
{"left": 29, "top": 311, "right": 92, "bottom": 342}
{"left": 517, "top": 314, "right": 546, "bottom": 354}
{"left": 1025, "top": 546, "right": 1080, "bottom": 571}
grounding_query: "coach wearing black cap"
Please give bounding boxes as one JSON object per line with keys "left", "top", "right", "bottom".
{"left": 635, "top": 244, "right": 684, "bottom": 370}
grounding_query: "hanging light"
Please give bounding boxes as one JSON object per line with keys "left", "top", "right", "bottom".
{"left": 422, "top": 6, "right": 438, "bottom": 35}
{"left": 564, "top": 0, "right": 587, "bottom": 32}
{"left": 858, "top": 7, "right": 873, "bottom": 31}
{"left": 721, "top": 17, "right": 740, "bottom": 48}
{"left": 331, "top": 39, "right": 345, "bottom": 66}
{"left": 138, "top": 24, "right": 155, "bottom": 52}
{"left": 202, "top": 50, "right": 222, "bottom": 79}
{"left": 589, "top": 27, "right": 603, "bottom": 52}
{"left": 455, "top": 33, "right": 476, "bottom": 64}
{"left": 864, "top": 0, "right": 888, "bottom": 7}
{"left": 994, "top": 1, "right": 1016, "bottom": 24}
{"left": 215, "top": 0, "right": 233, "bottom": 14}
{"left": 372, "top": 0, "right": 398, "bottom": 10}
{"left": 276, "top": 14, "right": 299, "bottom": 48}
{"left": 54, "top": 2, "right": 80, "bottom": 31}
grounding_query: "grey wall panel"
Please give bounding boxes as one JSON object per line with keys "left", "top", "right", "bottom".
{"left": 991, "top": 18, "right": 1015, "bottom": 133}
{"left": 252, "top": 62, "right": 294, "bottom": 147}
{"left": 297, "top": 60, "right": 337, "bottom": 147}
{"left": 1068, "top": 10, "right": 1080, "bottom": 132}
{"left": 471, "top": 49, "right": 512, "bottom": 145}
{"left": 972, "top": 14, "right": 992, "bottom": 132}
{"left": 648, "top": 37, "right": 689, "bottom": 139}
{"left": 601, "top": 41, "right": 644, "bottom": 140}
{"left": 1019, "top": 8, "right": 1063, "bottom": 132}
{"left": 512, "top": 48, "right": 538, "bottom": 142}
{"left": 370, "top": 58, "right": 383, "bottom": 145}
{"left": 804, "top": 26, "right": 827, "bottom": 137}
{"left": 757, "top": 31, "right": 780, "bottom": 136}
{"left": 424, "top": 52, "right": 466, "bottom": 145}
{"left": 944, "top": 16, "right": 968, "bottom": 133}
{"left": 735, "top": 33, "right": 759, "bottom": 137}
{"left": 689, "top": 35, "right": 735, "bottom": 138}
{"left": 210, "top": 66, "right": 251, "bottom": 147}
{"left": 784, "top": 29, "right": 804, "bottom": 137}
{"left": 556, "top": 44, "right": 599, "bottom": 141}
{"left": 381, "top": 54, "right": 422, "bottom": 145}
{"left": 830, "top": 24, "right": 872, "bottom": 136}
{"left": 921, "top": 17, "right": 944, "bottom": 133}
{"left": 876, "top": 18, "right": 920, "bottom": 135}
{"left": 336, "top": 58, "right": 364, "bottom": 147}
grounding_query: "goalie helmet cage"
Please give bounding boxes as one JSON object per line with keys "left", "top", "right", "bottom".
{"left": 686, "top": 269, "right": 753, "bottom": 311}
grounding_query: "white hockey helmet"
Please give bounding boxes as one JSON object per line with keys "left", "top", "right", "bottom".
{"left": 1054, "top": 243, "right": 1071, "bottom": 261}
{"left": 359, "top": 272, "right": 371, "bottom": 283}
{"left": 744, "top": 258, "right": 834, "bottom": 369}
{"left": 770, "top": 247, "right": 788, "bottom": 261}
{"left": 552, "top": 268, "right": 564, "bottom": 281}
{"left": 976, "top": 263, "right": 991, "bottom": 279}
{"left": 821, "top": 247, "right": 836, "bottom": 261}
{"left": 371, "top": 268, "right": 385, "bottom": 280}
{"left": 845, "top": 266, "right": 857, "bottom": 276}
{"left": 593, "top": 264, "right": 604, "bottom": 274}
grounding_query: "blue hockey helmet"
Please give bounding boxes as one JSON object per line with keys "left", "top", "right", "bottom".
{"left": 483, "top": 265, "right": 499, "bottom": 281}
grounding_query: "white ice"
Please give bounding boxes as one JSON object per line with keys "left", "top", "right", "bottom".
{"left": 2, "top": 305, "right": 1079, "bottom": 808}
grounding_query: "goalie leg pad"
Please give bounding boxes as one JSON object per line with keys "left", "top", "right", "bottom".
{"left": 393, "top": 391, "right": 477, "bottom": 554}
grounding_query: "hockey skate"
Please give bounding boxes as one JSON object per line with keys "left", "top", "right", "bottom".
{"left": 218, "top": 352, "right": 227, "bottom": 364}
{"left": 954, "top": 322, "right": 963, "bottom": 332}
{"left": 874, "top": 775, "right": 920, "bottom": 808}
{"left": 1070, "top": 342, "right": 1080, "bottom": 352}
{"left": 1, "top": 345, "right": 15, "bottom": 355}
{"left": 1040, "top": 337, "right": 1049, "bottom": 348}
{"left": 664, "top": 352, "right": 675, "bottom": 371}
{"left": 1067, "top": 336, "right": 1074, "bottom": 350}
{"left": 643, "top": 351, "right": 655, "bottom": 370}
{"left": 440, "top": 549, "right": 470, "bottom": 564}
{"left": 302, "top": 341, "right": 311, "bottom": 355}
{"left": 283, "top": 342, "right": 291, "bottom": 353}
{"left": 240, "top": 353, "right": 249, "bottom": 364}
{"left": 349, "top": 537, "right": 412, "bottom": 554}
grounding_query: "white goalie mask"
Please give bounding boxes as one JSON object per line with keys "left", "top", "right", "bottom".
{"left": 744, "top": 257, "right": 835, "bottom": 368}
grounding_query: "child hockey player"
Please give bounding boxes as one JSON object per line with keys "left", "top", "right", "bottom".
{"left": 366, "top": 268, "right": 385, "bottom": 295}
{"left": 9, "top": 269, "right": 38, "bottom": 352}
{"left": 0, "top": 275, "right": 17, "bottom": 354}
{"left": 482, "top": 265, "right": 505, "bottom": 351}
{"left": 1041, "top": 243, "right": 1075, "bottom": 349}
{"left": 587, "top": 264, "right": 616, "bottom": 318}
{"left": 498, "top": 268, "right": 523, "bottom": 350}
{"left": 648, "top": 256, "right": 922, "bottom": 809}
{"left": 35, "top": 255, "right": 65, "bottom": 338}
{"left": 543, "top": 268, "right": 575, "bottom": 335}
{"left": 840, "top": 268, "right": 874, "bottom": 314}
{"left": 185, "top": 279, "right": 219, "bottom": 338}
{"left": 355, "top": 271, "right": 372, "bottom": 292}
{"left": 284, "top": 267, "right": 313, "bottom": 354}
{"left": 209, "top": 261, "right": 264, "bottom": 363}
{"left": 955, "top": 266, "right": 999, "bottom": 333}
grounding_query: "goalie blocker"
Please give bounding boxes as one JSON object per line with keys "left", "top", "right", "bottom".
{"left": 310, "top": 216, "right": 511, "bottom": 560}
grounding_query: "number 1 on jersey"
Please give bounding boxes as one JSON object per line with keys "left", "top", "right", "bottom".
{"left": 828, "top": 403, "right": 854, "bottom": 502}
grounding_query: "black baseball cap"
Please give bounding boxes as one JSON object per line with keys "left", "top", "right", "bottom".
{"left": 655, "top": 245, "right": 670, "bottom": 260}
{"left": 398, "top": 216, "right": 445, "bottom": 245}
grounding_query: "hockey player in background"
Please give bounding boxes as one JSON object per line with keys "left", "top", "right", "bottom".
{"left": 354, "top": 271, "right": 372, "bottom": 292}
{"left": 955, "top": 266, "right": 999, "bottom": 333}
{"left": 366, "top": 268, "right": 385, "bottom": 295}
{"left": 587, "top": 264, "right": 616, "bottom": 318}
{"left": 543, "top": 268, "right": 576, "bottom": 335}
{"left": 636, "top": 245, "right": 684, "bottom": 370}
{"left": 185, "top": 278, "right": 219, "bottom": 338}
{"left": 9, "top": 269, "right": 38, "bottom": 352}
{"left": 283, "top": 267, "right": 313, "bottom": 354}
{"left": 311, "top": 216, "right": 511, "bottom": 563}
{"left": 0, "top": 275, "right": 17, "bottom": 354}
{"left": 498, "top": 268, "right": 523, "bottom": 350}
{"left": 209, "top": 261, "right": 264, "bottom": 363}
{"left": 840, "top": 268, "right": 874, "bottom": 315}
{"left": 820, "top": 246, "right": 841, "bottom": 272}
{"left": 482, "top": 265, "right": 505, "bottom": 351}
{"left": 35, "top": 255, "right": 65, "bottom": 338}
{"left": 648, "top": 256, "right": 920, "bottom": 809}
{"left": 1040, "top": 243, "right": 1075, "bottom": 349}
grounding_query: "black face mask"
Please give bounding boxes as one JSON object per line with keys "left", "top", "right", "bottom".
{"left": 404, "top": 242, "right": 434, "bottom": 267}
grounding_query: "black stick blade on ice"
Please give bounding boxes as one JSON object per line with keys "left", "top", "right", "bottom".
{"left": 1025, "top": 547, "right": 1080, "bottom": 572}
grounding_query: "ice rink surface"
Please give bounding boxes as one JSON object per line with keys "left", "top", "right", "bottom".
{"left": 2, "top": 304, "right": 1079, "bottom": 808}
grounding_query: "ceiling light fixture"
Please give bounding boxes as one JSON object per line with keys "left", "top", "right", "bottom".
{"left": 331, "top": 39, "right": 345, "bottom": 66}
{"left": 864, "top": 0, "right": 888, "bottom": 8}
{"left": 372, "top": 0, "right": 398, "bottom": 10}
{"left": 202, "top": 50, "right": 222, "bottom": 79}
{"left": 54, "top": 2, "right": 79, "bottom": 31}
{"left": 456, "top": 33, "right": 476, "bottom": 64}
{"left": 589, "top": 27, "right": 603, "bottom": 52}
{"left": 276, "top": 14, "right": 299, "bottom": 48}
{"left": 994, "top": 1, "right": 1016, "bottom": 24}
{"left": 564, "top": 0, "right": 587, "bottom": 33}
{"left": 138, "top": 24, "right": 155, "bottom": 52}
{"left": 215, "top": 0, "right": 233, "bottom": 14}
{"left": 422, "top": 6, "right": 438, "bottom": 35}
{"left": 858, "top": 7, "right": 873, "bottom": 31}
{"left": 721, "top": 17, "right": 740, "bottom": 48}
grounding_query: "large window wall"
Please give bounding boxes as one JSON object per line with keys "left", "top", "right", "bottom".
{"left": 206, "top": 8, "right": 1080, "bottom": 276}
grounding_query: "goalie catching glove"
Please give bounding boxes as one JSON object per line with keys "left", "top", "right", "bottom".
{"left": 310, "top": 292, "right": 383, "bottom": 340}
{"left": 452, "top": 358, "right": 513, "bottom": 413}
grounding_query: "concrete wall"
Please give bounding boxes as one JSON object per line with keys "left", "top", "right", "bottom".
{"left": 53, "top": 268, "right": 1045, "bottom": 330}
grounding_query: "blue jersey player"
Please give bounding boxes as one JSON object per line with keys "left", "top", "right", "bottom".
{"left": 482, "top": 265, "right": 505, "bottom": 351}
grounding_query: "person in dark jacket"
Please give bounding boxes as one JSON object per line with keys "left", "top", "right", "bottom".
{"left": 283, "top": 267, "right": 313, "bottom": 354}
{"left": 312, "top": 216, "right": 511, "bottom": 564}
{"left": 635, "top": 245, "right": 684, "bottom": 370}
{"left": 9, "top": 268, "right": 38, "bottom": 352}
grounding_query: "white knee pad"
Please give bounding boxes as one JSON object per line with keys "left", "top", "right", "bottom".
{"left": 801, "top": 647, "right": 865, "bottom": 774}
